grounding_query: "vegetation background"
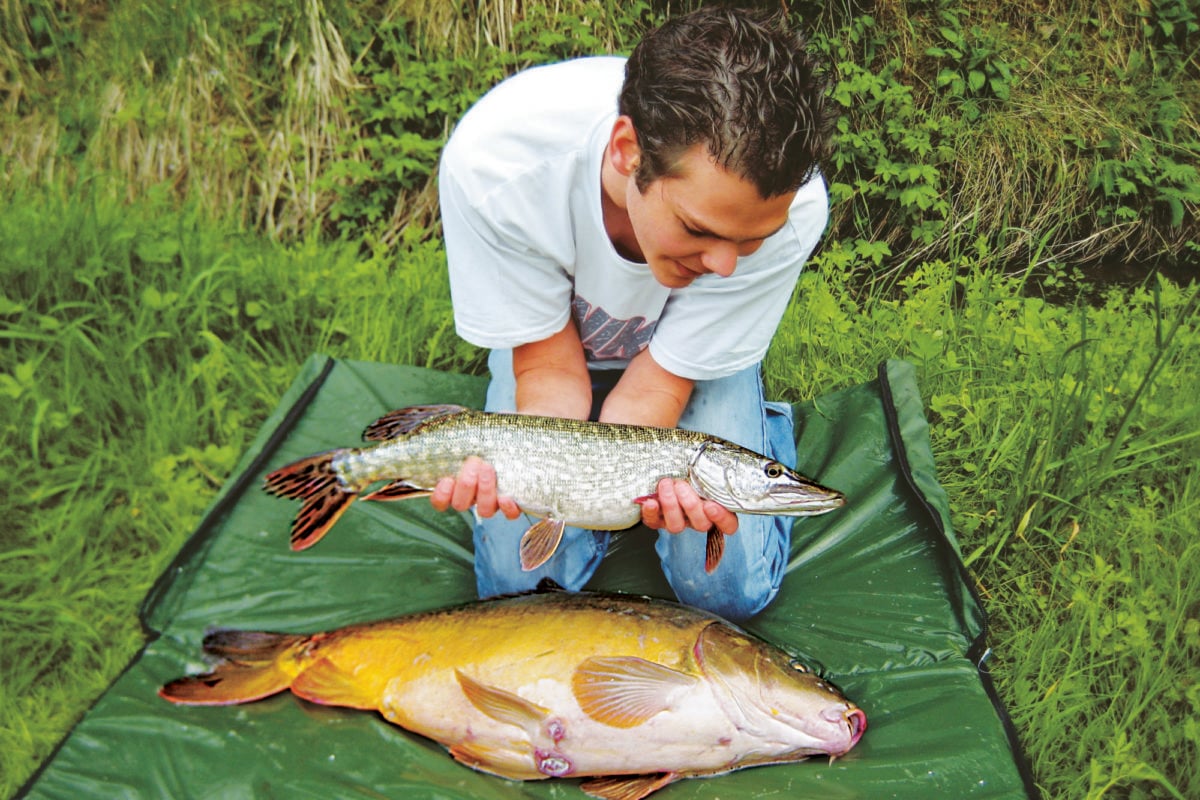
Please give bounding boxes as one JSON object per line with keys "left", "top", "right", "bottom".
{"left": 1, "top": 0, "right": 1197, "bottom": 798}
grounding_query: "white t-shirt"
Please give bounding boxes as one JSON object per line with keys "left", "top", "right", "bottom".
{"left": 439, "top": 56, "right": 828, "bottom": 381}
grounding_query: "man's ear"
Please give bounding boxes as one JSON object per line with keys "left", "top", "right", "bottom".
{"left": 607, "top": 115, "right": 641, "bottom": 177}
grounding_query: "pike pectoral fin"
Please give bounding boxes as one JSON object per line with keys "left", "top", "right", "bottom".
{"left": 362, "top": 404, "right": 469, "bottom": 441}
{"left": 580, "top": 772, "right": 679, "bottom": 800}
{"left": 290, "top": 658, "right": 377, "bottom": 709}
{"left": 704, "top": 529, "right": 725, "bottom": 574}
{"left": 456, "top": 669, "right": 550, "bottom": 730}
{"left": 519, "top": 518, "right": 566, "bottom": 571}
{"left": 362, "top": 480, "right": 432, "bottom": 502}
{"left": 572, "top": 656, "right": 698, "bottom": 728}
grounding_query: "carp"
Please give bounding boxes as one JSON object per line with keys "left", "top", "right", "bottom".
{"left": 160, "top": 584, "right": 866, "bottom": 799}
{"left": 263, "top": 404, "right": 845, "bottom": 572}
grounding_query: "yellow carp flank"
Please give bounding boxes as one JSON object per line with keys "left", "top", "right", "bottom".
{"left": 262, "top": 404, "right": 846, "bottom": 573}
{"left": 160, "top": 585, "right": 866, "bottom": 799}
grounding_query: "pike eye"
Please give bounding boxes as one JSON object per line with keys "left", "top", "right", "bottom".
{"left": 764, "top": 464, "right": 784, "bottom": 479}
{"left": 789, "top": 658, "right": 809, "bottom": 673}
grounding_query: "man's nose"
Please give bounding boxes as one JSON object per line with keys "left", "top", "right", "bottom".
{"left": 700, "top": 242, "right": 739, "bottom": 277}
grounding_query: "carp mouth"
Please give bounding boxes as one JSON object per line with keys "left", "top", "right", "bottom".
{"left": 841, "top": 706, "right": 867, "bottom": 752}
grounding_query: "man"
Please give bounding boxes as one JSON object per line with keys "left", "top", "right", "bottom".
{"left": 432, "top": 6, "right": 834, "bottom": 620}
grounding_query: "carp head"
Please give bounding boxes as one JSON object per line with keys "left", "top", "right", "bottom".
{"left": 694, "top": 622, "right": 866, "bottom": 761}
{"left": 688, "top": 441, "right": 845, "bottom": 516}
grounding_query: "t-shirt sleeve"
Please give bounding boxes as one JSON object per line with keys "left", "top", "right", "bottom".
{"left": 648, "top": 177, "right": 829, "bottom": 381}
{"left": 439, "top": 147, "right": 575, "bottom": 351}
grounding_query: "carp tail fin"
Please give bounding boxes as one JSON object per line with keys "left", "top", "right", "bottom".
{"left": 263, "top": 451, "right": 358, "bottom": 550}
{"left": 159, "top": 630, "right": 303, "bottom": 706}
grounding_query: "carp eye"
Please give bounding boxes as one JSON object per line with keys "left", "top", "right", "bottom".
{"left": 788, "top": 658, "right": 810, "bottom": 673}
{"left": 765, "top": 464, "right": 784, "bottom": 479}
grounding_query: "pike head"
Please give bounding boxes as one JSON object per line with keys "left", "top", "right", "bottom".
{"left": 688, "top": 441, "right": 845, "bottom": 516}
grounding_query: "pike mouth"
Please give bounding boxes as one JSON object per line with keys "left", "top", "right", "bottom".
{"left": 779, "top": 487, "right": 846, "bottom": 514}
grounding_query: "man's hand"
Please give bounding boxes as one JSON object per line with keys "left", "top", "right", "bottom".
{"left": 430, "top": 455, "right": 522, "bottom": 519}
{"left": 637, "top": 477, "right": 739, "bottom": 535}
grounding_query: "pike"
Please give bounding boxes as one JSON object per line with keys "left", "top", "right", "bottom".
{"left": 159, "top": 583, "right": 866, "bottom": 800}
{"left": 263, "top": 404, "right": 845, "bottom": 573}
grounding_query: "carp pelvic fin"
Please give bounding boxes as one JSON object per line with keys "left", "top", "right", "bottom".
{"left": 448, "top": 741, "right": 543, "bottom": 781}
{"left": 572, "top": 656, "right": 698, "bottom": 728}
{"left": 263, "top": 452, "right": 357, "bottom": 550}
{"left": 362, "top": 404, "right": 470, "bottom": 441}
{"left": 519, "top": 517, "right": 566, "bottom": 571}
{"left": 580, "top": 772, "right": 679, "bottom": 800}
{"left": 159, "top": 630, "right": 303, "bottom": 706}
{"left": 456, "top": 669, "right": 550, "bottom": 730}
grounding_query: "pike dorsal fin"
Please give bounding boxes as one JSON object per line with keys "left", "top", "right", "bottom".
{"left": 519, "top": 518, "right": 566, "bottom": 571}
{"left": 580, "top": 772, "right": 679, "bottom": 800}
{"left": 362, "top": 404, "right": 470, "bottom": 441}
{"left": 455, "top": 669, "right": 549, "bottom": 730}
{"left": 572, "top": 656, "right": 698, "bottom": 728}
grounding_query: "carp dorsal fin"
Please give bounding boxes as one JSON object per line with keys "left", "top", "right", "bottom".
{"left": 580, "top": 773, "right": 679, "bottom": 800}
{"left": 519, "top": 517, "right": 566, "bottom": 571}
{"left": 572, "top": 656, "right": 698, "bottom": 728}
{"left": 362, "top": 404, "right": 470, "bottom": 442}
{"left": 455, "top": 669, "right": 550, "bottom": 730}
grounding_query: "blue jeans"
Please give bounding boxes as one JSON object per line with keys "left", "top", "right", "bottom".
{"left": 473, "top": 349, "right": 796, "bottom": 621}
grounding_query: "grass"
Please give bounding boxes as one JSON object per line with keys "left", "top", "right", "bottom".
{"left": 2, "top": 0, "right": 1199, "bottom": 798}
{"left": 3, "top": 177, "right": 1197, "bottom": 800}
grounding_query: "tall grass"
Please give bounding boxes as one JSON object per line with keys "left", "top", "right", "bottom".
{"left": 2, "top": 0, "right": 1199, "bottom": 798}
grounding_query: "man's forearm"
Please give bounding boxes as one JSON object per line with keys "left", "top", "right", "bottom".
{"left": 512, "top": 321, "right": 592, "bottom": 419}
{"left": 598, "top": 348, "right": 694, "bottom": 428}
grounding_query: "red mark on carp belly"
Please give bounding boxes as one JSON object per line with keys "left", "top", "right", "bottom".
{"left": 536, "top": 749, "right": 573, "bottom": 777}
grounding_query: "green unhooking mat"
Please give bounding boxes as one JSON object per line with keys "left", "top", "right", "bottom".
{"left": 19, "top": 357, "right": 1038, "bottom": 800}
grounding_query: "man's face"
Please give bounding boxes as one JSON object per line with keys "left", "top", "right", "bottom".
{"left": 624, "top": 144, "right": 796, "bottom": 289}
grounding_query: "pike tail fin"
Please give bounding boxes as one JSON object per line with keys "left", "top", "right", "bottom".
{"left": 263, "top": 452, "right": 358, "bottom": 551}
{"left": 159, "top": 630, "right": 302, "bottom": 706}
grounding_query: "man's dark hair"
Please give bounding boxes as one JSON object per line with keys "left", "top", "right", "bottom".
{"left": 618, "top": 6, "right": 834, "bottom": 198}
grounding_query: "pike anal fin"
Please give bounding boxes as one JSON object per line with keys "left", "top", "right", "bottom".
{"left": 362, "top": 480, "right": 431, "bottom": 502}
{"left": 519, "top": 518, "right": 566, "bottom": 571}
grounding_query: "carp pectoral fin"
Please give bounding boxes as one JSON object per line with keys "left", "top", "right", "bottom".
{"left": 572, "top": 656, "right": 698, "bottom": 728}
{"left": 362, "top": 404, "right": 470, "bottom": 441}
{"left": 456, "top": 669, "right": 550, "bottom": 730}
{"left": 362, "top": 480, "right": 432, "bottom": 502}
{"left": 580, "top": 772, "right": 679, "bottom": 800}
{"left": 519, "top": 518, "right": 566, "bottom": 571}
{"left": 704, "top": 529, "right": 725, "bottom": 574}
{"left": 290, "top": 658, "right": 377, "bottom": 710}
{"left": 159, "top": 662, "right": 293, "bottom": 706}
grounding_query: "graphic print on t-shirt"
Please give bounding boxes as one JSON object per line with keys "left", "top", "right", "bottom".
{"left": 572, "top": 294, "right": 657, "bottom": 362}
